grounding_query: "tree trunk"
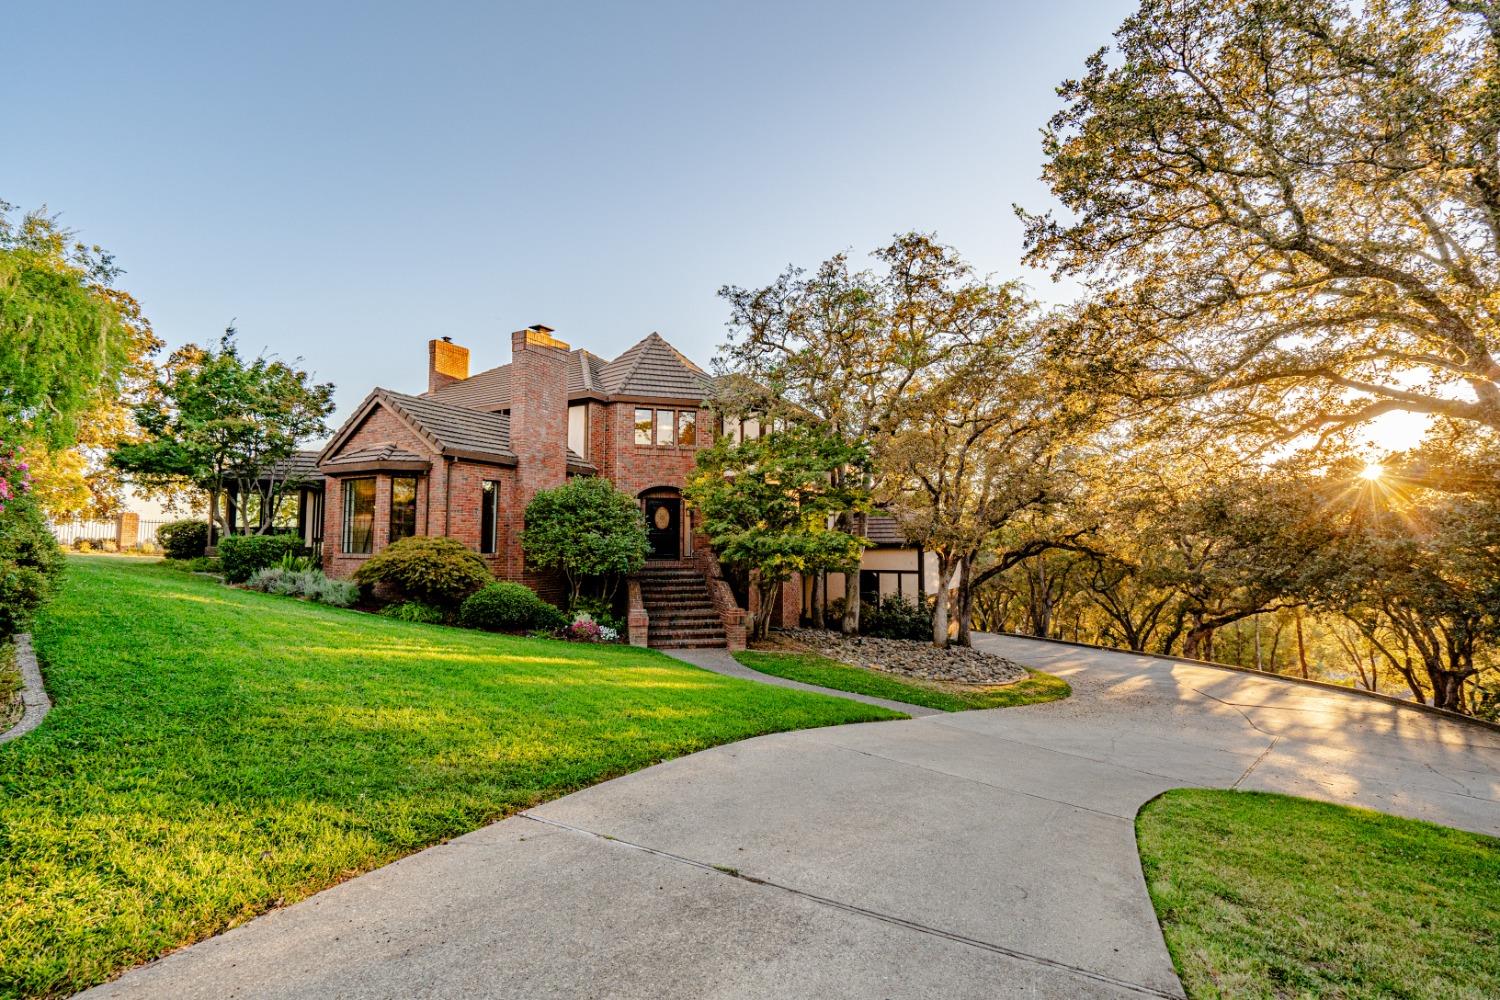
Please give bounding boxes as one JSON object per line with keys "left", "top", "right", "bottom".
{"left": 810, "top": 573, "right": 824, "bottom": 630}
{"left": 841, "top": 570, "right": 860, "bottom": 636}
{"left": 954, "top": 556, "right": 973, "bottom": 648}
{"left": 1294, "top": 610, "right": 1310, "bottom": 679}
{"left": 931, "top": 556, "right": 955, "bottom": 649}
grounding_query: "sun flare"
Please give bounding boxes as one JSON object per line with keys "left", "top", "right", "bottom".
{"left": 1359, "top": 462, "right": 1386, "bottom": 481}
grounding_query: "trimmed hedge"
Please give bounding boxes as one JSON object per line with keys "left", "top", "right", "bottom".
{"left": 218, "top": 534, "right": 305, "bottom": 584}
{"left": 459, "top": 582, "right": 567, "bottom": 633}
{"left": 0, "top": 497, "right": 63, "bottom": 642}
{"left": 156, "top": 519, "right": 209, "bottom": 560}
{"left": 352, "top": 536, "right": 490, "bottom": 608}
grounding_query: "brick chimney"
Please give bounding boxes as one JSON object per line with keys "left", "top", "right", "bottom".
{"left": 508, "top": 325, "right": 570, "bottom": 504}
{"left": 427, "top": 336, "right": 470, "bottom": 393}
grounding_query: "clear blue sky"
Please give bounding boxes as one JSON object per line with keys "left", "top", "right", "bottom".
{"left": 8, "top": 0, "right": 1136, "bottom": 427}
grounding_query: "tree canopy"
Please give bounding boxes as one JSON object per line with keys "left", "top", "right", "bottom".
{"left": 521, "top": 476, "right": 650, "bottom": 606}
{"left": 1022, "top": 0, "right": 1500, "bottom": 448}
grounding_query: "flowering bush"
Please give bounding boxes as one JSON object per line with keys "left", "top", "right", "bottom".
{"left": 561, "top": 612, "right": 620, "bottom": 643}
{"left": 564, "top": 615, "right": 604, "bottom": 642}
{"left": 0, "top": 444, "right": 32, "bottom": 515}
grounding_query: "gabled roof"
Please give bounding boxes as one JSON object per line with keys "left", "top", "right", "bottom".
{"left": 598, "top": 332, "right": 714, "bottom": 400}
{"left": 319, "top": 388, "right": 518, "bottom": 468}
{"left": 320, "top": 388, "right": 596, "bottom": 473}
{"left": 321, "top": 443, "right": 431, "bottom": 472}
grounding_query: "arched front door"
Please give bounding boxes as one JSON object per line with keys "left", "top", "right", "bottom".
{"left": 643, "top": 495, "right": 681, "bottom": 560}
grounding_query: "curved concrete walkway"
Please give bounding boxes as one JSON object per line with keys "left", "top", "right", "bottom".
{"left": 0, "top": 634, "right": 50, "bottom": 745}
{"left": 79, "top": 635, "right": 1500, "bottom": 999}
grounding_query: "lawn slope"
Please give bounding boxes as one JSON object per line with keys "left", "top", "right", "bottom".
{"left": 0, "top": 557, "right": 900, "bottom": 999}
{"left": 734, "top": 649, "right": 1070, "bottom": 712}
{"left": 1137, "top": 789, "right": 1500, "bottom": 999}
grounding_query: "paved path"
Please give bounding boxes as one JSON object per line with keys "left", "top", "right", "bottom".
{"left": 79, "top": 635, "right": 1500, "bottom": 1000}
{"left": 0, "top": 634, "right": 50, "bottom": 745}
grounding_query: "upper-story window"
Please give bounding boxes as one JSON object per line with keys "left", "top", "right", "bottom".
{"left": 568, "top": 403, "right": 589, "bottom": 458}
{"left": 635, "top": 408, "right": 701, "bottom": 448}
{"left": 342, "top": 477, "right": 375, "bottom": 554}
{"left": 719, "top": 414, "right": 762, "bottom": 444}
{"left": 390, "top": 476, "right": 418, "bottom": 542}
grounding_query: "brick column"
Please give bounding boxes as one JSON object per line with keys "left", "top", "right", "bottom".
{"left": 116, "top": 512, "right": 140, "bottom": 550}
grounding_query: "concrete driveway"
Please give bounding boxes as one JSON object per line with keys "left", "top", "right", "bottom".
{"left": 80, "top": 635, "right": 1500, "bottom": 1000}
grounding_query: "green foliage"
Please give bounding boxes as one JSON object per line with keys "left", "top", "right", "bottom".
{"left": 570, "top": 595, "right": 623, "bottom": 633}
{"left": 156, "top": 519, "right": 208, "bottom": 560}
{"left": 860, "top": 595, "right": 932, "bottom": 641}
{"left": 218, "top": 534, "right": 304, "bottom": 584}
{"left": 1138, "top": 789, "right": 1500, "bottom": 999}
{"left": 381, "top": 600, "right": 447, "bottom": 625}
{"left": 352, "top": 536, "right": 490, "bottom": 608}
{"left": 459, "top": 582, "right": 567, "bottom": 633}
{"left": 0, "top": 202, "right": 145, "bottom": 449}
{"left": 0, "top": 494, "right": 63, "bottom": 641}
{"left": 520, "top": 477, "right": 649, "bottom": 605}
{"left": 7, "top": 558, "right": 898, "bottom": 998}
{"left": 687, "top": 423, "right": 871, "bottom": 638}
{"left": 110, "top": 331, "right": 334, "bottom": 537}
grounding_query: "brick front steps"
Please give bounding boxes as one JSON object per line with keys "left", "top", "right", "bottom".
{"left": 637, "top": 564, "right": 727, "bottom": 649}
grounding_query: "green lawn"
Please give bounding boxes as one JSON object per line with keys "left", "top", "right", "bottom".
{"left": 733, "top": 649, "right": 1070, "bottom": 711}
{"left": 1137, "top": 789, "right": 1500, "bottom": 999}
{"left": 0, "top": 558, "right": 902, "bottom": 1000}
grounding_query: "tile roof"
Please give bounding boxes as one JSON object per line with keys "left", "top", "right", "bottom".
{"left": 864, "top": 514, "right": 912, "bottom": 547}
{"left": 322, "top": 443, "right": 429, "bottom": 467}
{"left": 268, "top": 450, "right": 326, "bottom": 483}
{"left": 598, "top": 332, "right": 714, "bottom": 400}
{"left": 377, "top": 389, "right": 517, "bottom": 459}
{"left": 425, "top": 363, "right": 512, "bottom": 411}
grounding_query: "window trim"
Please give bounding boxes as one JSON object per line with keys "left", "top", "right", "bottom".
{"left": 341, "top": 476, "right": 376, "bottom": 554}
{"left": 480, "top": 479, "right": 500, "bottom": 555}
{"left": 389, "top": 475, "right": 418, "bottom": 543}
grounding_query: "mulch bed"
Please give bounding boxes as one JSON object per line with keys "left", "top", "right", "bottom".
{"left": 774, "top": 628, "right": 1029, "bottom": 686}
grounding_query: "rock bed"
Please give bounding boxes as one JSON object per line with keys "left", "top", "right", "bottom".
{"left": 776, "top": 628, "right": 1029, "bottom": 686}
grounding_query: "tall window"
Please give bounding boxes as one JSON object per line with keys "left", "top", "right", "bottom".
{"left": 389, "top": 476, "right": 417, "bottom": 542}
{"left": 342, "top": 477, "right": 375, "bottom": 554}
{"left": 678, "top": 410, "right": 697, "bottom": 446}
{"left": 655, "top": 409, "right": 675, "bottom": 447}
{"left": 568, "top": 403, "right": 589, "bottom": 458}
{"left": 480, "top": 480, "right": 499, "bottom": 554}
{"left": 634, "top": 408, "right": 653, "bottom": 445}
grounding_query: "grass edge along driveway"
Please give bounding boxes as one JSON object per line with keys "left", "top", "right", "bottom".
{"left": 1137, "top": 788, "right": 1500, "bottom": 1000}
{"left": 734, "top": 649, "right": 1070, "bottom": 712}
{"left": 1, "top": 557, "right": 902, "bottom": 1000}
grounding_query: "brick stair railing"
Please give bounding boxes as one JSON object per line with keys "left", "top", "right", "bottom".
{"left": 636, "top": 562, "right": 729, "bottom": 649}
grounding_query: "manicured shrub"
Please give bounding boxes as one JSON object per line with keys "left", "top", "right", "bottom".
{"left": 0, "top": 496, "right": 63, "bottom": 642}
{"left": 157, "top": 519, "right": 209, "bottom": 560}
{"left": 860, "top": 594, "right": 932, "bottom": 641}
{"left": 218, "top": 534, "right": 305, "bottom": 583}
{"left": 353, "top": 536, "right": 490, "bottom": 607}
{"left": 311, "top": 577, "right": 359, "bottom": 608}
{"left": 520, "top": 477, "right": 649, "bottom": 606}
{"left": 381, "top": 601, "right": 447, "bottom": 624}
{"left": 459, "top": 582, "right": 567, "bottom": 632}
{"left": 244, "top": 565, "right": 360, "bottom": 609}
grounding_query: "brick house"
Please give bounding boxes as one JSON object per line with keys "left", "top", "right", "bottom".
{"left": 316, "top": 325, "right": 780, "bottom": 647}
{"left": 316, "top": 324, "right": 940, "bottom": 647}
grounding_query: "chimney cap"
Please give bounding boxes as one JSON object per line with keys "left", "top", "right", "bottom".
{"left": 441, "top": 336, "right": 453, "bottom": 343}
{"left": 528, "top": 324, "right": 554, "bottom": 334}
